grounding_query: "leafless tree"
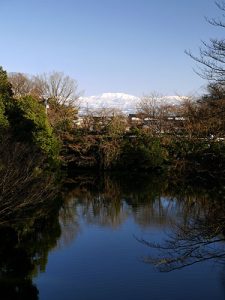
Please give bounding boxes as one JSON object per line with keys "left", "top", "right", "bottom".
{"left": 186, "top": 1, "right": 225, "bottom": 84}
{"left": 32, "top": 72, "right": 80, "bottom": 131}
{"left": 136, "top": 92, "right": 186, "bottom": 134}
{"left": 136, "top": 92, "right": 164, "bottom": 119}
{"left": 0, "top": 136, "right": 56, "bottom": 224}
{"left": 9, "top": 71, "right": 80, "bottom": 107}
{"left": 35, "top": 71, "right": 79, "bottom": 106}
{"left": 81, "top": 107, "right": 126, "bottom": 133}
{"left": 178, "top": 93, "right": 225, "bottom": 139}
{"left": 8, "top": 73, "right": 38, "bottom": 99}
{"left": 178, "top": 98, "right": 200, "bottom": 138}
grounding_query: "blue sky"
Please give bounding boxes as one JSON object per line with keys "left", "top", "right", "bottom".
{"left": 0, "top": 0, "right": 223, "bottom": 96}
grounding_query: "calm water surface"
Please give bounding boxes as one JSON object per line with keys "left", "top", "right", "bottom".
{"left": 2, "top": 174, "right": 225, "bottom": 299}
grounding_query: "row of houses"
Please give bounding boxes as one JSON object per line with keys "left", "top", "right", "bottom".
{"left": 74, "top": 113, "right": 185, "bottom": 133}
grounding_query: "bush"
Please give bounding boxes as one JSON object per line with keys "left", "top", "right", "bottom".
{"left": 167, "top": 136, "right": 225, "bottom": 178}
{"left": 117, "top": 133, "right": 168, "bottom": 170}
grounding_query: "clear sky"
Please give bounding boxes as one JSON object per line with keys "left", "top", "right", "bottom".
{"left": 0, "top": 0, "right": 224, "bottom": 96}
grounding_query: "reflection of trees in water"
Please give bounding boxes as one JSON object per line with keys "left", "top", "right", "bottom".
{"left": 78, "top": 176, "right": 128, "bottom": 228}
{"left": 82, "top": 197, "right": 128, "bottom": 228}
{"left": 63, "top": 173, "right": 225, "bottom": 273}
{"left": 62, "top": 174, "right": 214, "bottom": 230}
{"left": 140, "top": 185, "right": 225, "bottom": 272}
{"left": 58, "top": 189, "right": 81, "bottom": 248}
{"left": 62, "top": 174, "right": 178, "bottom": 232}
{"left": 132, "top": 197, "right": 179, "bottom": 228}
{"left": 1, "top": 172, "right": 222, "bottom": 299}
{"left": 61, "top": 180, "right": 128, "bottom": 232}
{"left": 0, "top": 227, "right": 38, "bottom": 300}
{"left": 0, "top": 200, "right": 61, "bottom": 300}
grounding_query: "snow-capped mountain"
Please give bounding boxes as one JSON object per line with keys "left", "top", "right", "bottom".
{"left": 78, "top": 93, "right": 186, "bottom": 115}
{"left": 79, "top": 93, "right": 140, "bottom": 115}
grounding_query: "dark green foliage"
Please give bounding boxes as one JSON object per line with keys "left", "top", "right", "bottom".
{"left": 167, "top": 136, "right": 225, "bottom": 180}
{"left": 0, "top": 201, "right": 61, "bottom": 300}
{"left": 0, "top": 66, "right": 13, "bottom": 102}
{"left": 117, "top": 133, "right": 168, "bottom": 170}
{"left": 7, "top": 96, "right": 60, "bottom": 160}
{"left": 0, "top": 67, "right": 60, "bottom": 162}
{"left": 191, "top": 140, "right": 225, "bottom": 175}
{"left": 62, "top": 131, "right": 168, "bottom": 171}
{"left": 0, "top": 98, "right": 8, "bottom": 129}
{"left": 0, "top": 67, "right": 11, "bottom": 131}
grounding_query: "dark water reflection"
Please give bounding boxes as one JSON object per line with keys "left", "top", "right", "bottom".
{"left": 0, "top": 202, "right": 61, "bottom": 300}
{"left": 1, "top": 173, "right": 225, "bottom": 299}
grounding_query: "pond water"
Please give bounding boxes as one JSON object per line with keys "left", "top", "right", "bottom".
{"left": 1, "top": 173, "right": 225, "bottom": 299}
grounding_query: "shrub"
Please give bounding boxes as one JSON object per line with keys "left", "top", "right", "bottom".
{"left": 117, "top": 134, "right": 168, "bottom": 170}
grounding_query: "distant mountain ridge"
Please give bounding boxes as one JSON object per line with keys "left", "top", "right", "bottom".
{"left": 79, "top": 93, "right": 185, "bottom": 115}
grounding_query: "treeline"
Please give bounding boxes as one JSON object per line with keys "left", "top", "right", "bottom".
{"left": 1, "top": 66, "right": 225, "bottom": 184}
{"left": 61, "top": 86, "right": 225, "bottom": 180}
{"left": 63, "top": 93, "right": 225, "bottom": 182}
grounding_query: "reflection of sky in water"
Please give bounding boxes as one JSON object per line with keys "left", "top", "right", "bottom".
{"left": 34, "top": 182, "right": 225, "bottom": 300}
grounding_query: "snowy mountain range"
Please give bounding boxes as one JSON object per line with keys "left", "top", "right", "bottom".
{"left": 78, "top": 93, "right": 186, "bottom": 115}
